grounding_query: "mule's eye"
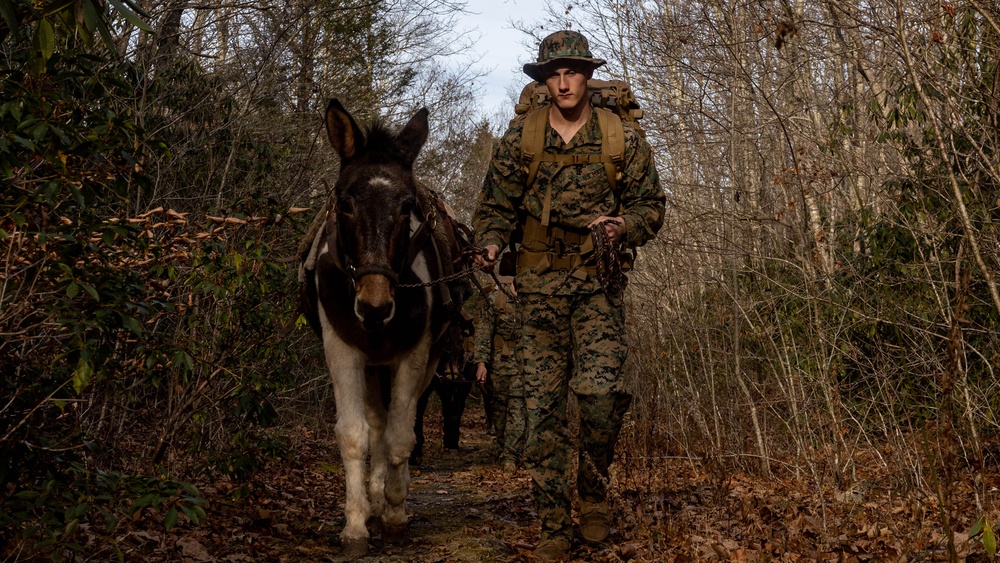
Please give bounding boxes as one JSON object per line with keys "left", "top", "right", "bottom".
{"left": 338, "top": 197, "right": 355, "bottom": 216}
{"left": 399, "top": 201, "right": 414, "bottom": 218}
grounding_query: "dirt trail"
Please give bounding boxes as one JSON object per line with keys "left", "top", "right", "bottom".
{"left": 374, "top": 417, "right": 536, "bottom": 562}
{"left": 122, "top": 392, "right": 982, "bottom": 562}
{"left": 180, "top": 396, "right": 570, "bottom": 563}
{"left": 274, "top": 399, "right": 626, "bottom": 562}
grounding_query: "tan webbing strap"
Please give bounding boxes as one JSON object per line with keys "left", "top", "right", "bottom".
{"left": 536, "top": 153, "right": 612, "bottom": 165}
{"left": 522, "top": 109, "right": 548, "bottom": 192}
{"left": 535, "top": 150, "right": 617, "bottom": 227}
{"left": 521, "top": 214, "right": 549, "bottom": 251}
{"left": 517, "top": 249, "right": 596, "bottom": 279}
{"left": 594, "top": 108, "right": 625, "bottom": 192}
{"left": 541, "top": 185, "right": 553, "bottom": 227}
{"left": 522, "top": 107, "right": 626, "bottom": 226}
{"left": 522, "top": 215, "right": 592, "bottom": 252}
{"left": 518, "top": 215, "right": 595, "bottom": 278}
{"left": 521, "top": 107, "right": 552, "bottom": 226}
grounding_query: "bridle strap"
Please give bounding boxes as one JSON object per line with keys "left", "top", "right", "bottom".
{"left": 349, "top": 263, "right": 400, "bottom": 285}
{"left": 323, "top": 211, "right": 347, "bottom": 272}
{"left": 330, "top": 210, "right": 430, "bottom": 288}
{"left": 324, "top": 212, "right": 400, "bottom": 286}
{"left": 318, "top": 181, "right": 456, "bottom": 294}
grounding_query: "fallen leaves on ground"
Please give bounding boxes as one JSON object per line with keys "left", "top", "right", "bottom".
{"left": 110, "top": 402, "right": 998, "bottom": 562}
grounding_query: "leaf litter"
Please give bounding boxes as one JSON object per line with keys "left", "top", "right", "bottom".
{"left": 115, "top": 396, "right": 999, "bottom": 562}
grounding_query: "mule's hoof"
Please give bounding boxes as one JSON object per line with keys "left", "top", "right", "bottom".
{"left": 366, "top": 515, "right": 384, "bottom": 534}
{"left": 383, "top": 522, "right": 408, "bottom": 544}
{"left": 341, "top": 537, "right": 369, "bottom": 559}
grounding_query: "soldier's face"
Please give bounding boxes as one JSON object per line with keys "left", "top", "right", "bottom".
{"left": 545, "top": 66, "right": 589, "bottom": 112}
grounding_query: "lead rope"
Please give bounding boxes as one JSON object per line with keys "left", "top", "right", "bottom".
{"left": 589, "top": 221, "right": 627, "bottom": 307}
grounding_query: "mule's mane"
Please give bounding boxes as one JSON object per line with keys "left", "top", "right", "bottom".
{"left": 362, "top": 119, "right": 405, "bottom": 163}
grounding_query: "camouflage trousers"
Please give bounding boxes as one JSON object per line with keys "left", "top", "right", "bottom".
{"left": 491, "top": 352, "right": 527, "bottom": 464}
{"left": 519, "top": 290, "right": 632, "bottom": 542}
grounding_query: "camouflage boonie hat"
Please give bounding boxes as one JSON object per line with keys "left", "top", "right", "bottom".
{"left": 523, "top": 30, "right": 606, "bottom": 82}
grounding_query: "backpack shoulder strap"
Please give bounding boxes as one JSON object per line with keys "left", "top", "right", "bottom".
{"left": 520, "top": 106, "right": 556, "bottom": 225}
{"left": 520, "top": 106, "right": 550, "bottom": 189}
{"left": 521, "top": 106, "right": 626, "bottom": 226}
{"left": 594, "top": 107, "right": 625, "bottom": 192}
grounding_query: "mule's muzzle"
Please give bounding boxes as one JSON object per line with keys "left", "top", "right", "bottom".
{"left": 353, "top": 269, "right": 397, "bottom": 331}
{"left": 357, "top": 298, "right": 395, "bottom": 331}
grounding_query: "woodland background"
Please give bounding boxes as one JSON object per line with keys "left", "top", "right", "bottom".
{"left": 2, "top": 0, "right": 1000, "bottom": 560}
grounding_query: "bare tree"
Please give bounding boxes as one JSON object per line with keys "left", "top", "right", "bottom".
{"left": 543, "top": 4, "right": 1000, "bottom": 523}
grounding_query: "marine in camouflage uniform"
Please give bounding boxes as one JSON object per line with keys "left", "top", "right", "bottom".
{"left": 473, "top": 277, "right": 526, "bottom": 472}
{"left": 472, "top": 30, "right": 664, "bottom": 557}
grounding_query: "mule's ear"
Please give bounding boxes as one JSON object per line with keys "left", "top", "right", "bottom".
{"left": 325, "top": 99, "right": 365, "bottom": 161}
{"left": 395, "top": 107, "right": 429, "bottom": 166}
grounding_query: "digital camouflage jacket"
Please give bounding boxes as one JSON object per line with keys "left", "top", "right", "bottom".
{"left": 473, "top": 109, "right": 665, "bottom": 295}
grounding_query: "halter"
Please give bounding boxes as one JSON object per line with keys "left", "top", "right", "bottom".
{"left": 324, "top": 196, "right": 433, "bottom": 290}
{"left": 346, "top": 263, "right": 400, "bottom": 285}
{"left": 328, "top": 216, "right": 408, "bottom": 289}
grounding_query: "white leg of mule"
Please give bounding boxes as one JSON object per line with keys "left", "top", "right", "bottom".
{"left": 366, "top": 399, "right": 388, "bottom": 521}
{"left": 383, "top": 335, "right": 434, "bottom": 532}
{"left": 320, "top": 313, "right": 371, "bottom": 549}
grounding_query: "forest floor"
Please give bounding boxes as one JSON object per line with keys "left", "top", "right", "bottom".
{"left": 124, "top": 394, "right": 997, "bottom": 562}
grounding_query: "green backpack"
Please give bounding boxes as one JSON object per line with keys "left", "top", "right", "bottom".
{"left": 510, "top": 78, "right": 644, "bottom": 194}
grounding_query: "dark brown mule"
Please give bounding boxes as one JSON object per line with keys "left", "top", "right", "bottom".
{"left": 299, "top": 100, "right": 471, "bottom": 558}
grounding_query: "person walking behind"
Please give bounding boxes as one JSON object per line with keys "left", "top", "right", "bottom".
{"left": 474, "top": 275, "right": 526, "bottom": 476}
{"left": 472, "top": 30, "right": 665, "bottom": 560}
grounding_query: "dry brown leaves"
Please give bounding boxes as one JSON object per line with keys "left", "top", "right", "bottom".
{"left": 99, "top": 403, "right": 997, "bottom": 562}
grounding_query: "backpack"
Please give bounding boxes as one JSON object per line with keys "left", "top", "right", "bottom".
{"left": 509, "top": 78, "right": 645, "bottom": 196}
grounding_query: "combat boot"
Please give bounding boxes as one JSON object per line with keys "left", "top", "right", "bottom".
{"left": 532, "top": 537, "right": 570, "bottom": 560}
{"left": 579, "top": 500, "right": 611, "bottom": 544}
{"left": 501, "top": 459, "right": 517, "bottom": 476}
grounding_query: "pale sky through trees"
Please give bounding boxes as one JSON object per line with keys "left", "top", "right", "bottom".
{"left": 448, "top": 0, "right": 548, "bottom": 115}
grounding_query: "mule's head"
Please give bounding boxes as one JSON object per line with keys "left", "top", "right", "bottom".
{"left": 323, "top": 99, "right": 429, "bottom": 332}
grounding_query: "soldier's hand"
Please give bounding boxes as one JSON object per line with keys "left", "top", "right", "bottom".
{"left": 475, "top": 244, "right": 500, "bottom": 269}
{"left": 476, "top": 363, "right": 488, "bottom": 384}
{"left": 589, "top": 216, "right": 626, "bottom": 246}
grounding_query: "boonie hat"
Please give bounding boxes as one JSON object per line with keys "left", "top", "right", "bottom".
{"left": 523, "top": 30, "right": 606, "bottom": 82}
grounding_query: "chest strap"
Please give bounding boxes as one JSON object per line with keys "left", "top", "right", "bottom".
{"left": 521, "top": 107, "right": 624, "bottom": 227}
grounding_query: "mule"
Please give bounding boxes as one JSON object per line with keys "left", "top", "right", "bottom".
{"left": 299, "top": 99, "right": 471, "bottom": 558}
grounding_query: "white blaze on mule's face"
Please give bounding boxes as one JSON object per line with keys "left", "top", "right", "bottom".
{"left": 365, "top": 177, "right": 395, "bottom": 255}
{"left": 352, "top": 176, "right": 399, "bottom": 328}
